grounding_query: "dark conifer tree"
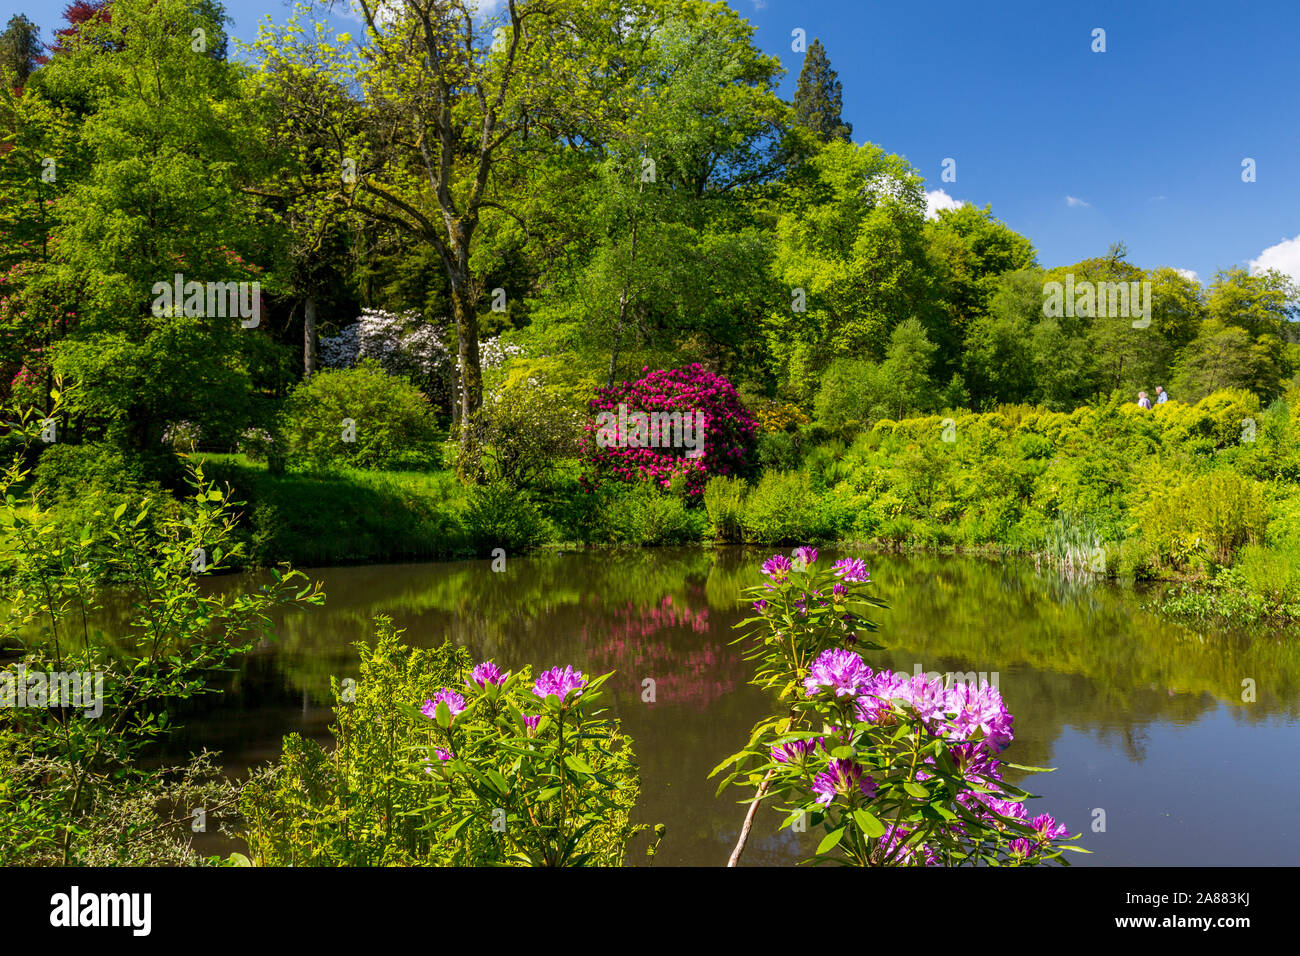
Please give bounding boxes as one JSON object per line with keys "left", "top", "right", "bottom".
{"left": 792, "top": 38, "right": 852, "bottom": 143}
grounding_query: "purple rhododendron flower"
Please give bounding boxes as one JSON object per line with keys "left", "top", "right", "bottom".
{"left": 760, "top": 554, "right": 792, "bottom": 583}
{"left": 1009, "top": 838, "right": 1036, "bottom": 858}
{"left": 811, "top": 758, "right": 876, "bottom": 807}
{"left": 770, "top": 737, "right": 823, "bottom": 765}
{"left": 854, "top": 670, "right": 912, "bottom": 723}
{"left": 423, "top": 748, "right": 454, "bottom": 774}
{"left": 947, "top": 680, "right": 1015, "bottom": 751}
{"left": 880, "top": 826, "right": 939, "bottom": 866}
{"left": 421, "top": 688, "right": 466, "bottom": 720}
{"left": 1031, "top": 813, "right": 1069, "bottom": 842}
{"left": 805, "top": 648, "right": 873, "bottom": 698}
{"left": 832, "top": 558, "right": 869, "bottom": 583}
{"left": 468, "top": 661, "right": 509, "bottom": 688}
{"left": 752, "top": 599, "right": 768, "bottom": 612}
{"left": 792, "top": 546, "right": 818, "bottom": 566}
{"left": 522, "top": 714, "right": 541, "bottom": 734}
{"left": 533, "top": 665, "right": 588, "bottom": 703}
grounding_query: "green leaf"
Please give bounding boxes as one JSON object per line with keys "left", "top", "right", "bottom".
{"left": 852, "top": 808, "right": 885, "bottom": 838}
{"left": 903, "top": 782, "right": 928, "bottom": 799}
{"left": 564, "top": 754, "right": 593, "bottom": 774}
{"left": 817, "top": 825, "right": 846, "bottom": 855}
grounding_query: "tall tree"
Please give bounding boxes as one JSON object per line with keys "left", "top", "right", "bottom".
{"left": 792, "top": 38, "right": 851, "bottom": 144}
{"left": 33, "top": 0, "right": 269, "bottom": 453}
{"left": 0, "top": 15, "right": 42, "bottom": 85}
{"left": 258, "top": 0, "right": 601, "bottom": 448}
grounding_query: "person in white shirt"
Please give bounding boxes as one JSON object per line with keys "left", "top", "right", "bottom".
{"left": 1137, "top": 391, "right": 1151, "bottom": 409}
{"left": 1155, "top": 386, "right": 1168, "bottom": 404}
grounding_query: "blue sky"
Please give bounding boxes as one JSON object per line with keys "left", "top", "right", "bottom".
{"left": 6, "top": 0, "right": 1298, "bottom": 287}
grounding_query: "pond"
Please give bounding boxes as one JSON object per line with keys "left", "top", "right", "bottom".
{"left": 156, "top": 548, "right": 1300, "bottom": 866}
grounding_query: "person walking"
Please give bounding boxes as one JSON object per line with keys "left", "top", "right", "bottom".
{"left": 1155, "top": 386, "right": 1168, "bottom": 404}
{"left": 1137, "top": 391, "right": 1152, "bottom": 409}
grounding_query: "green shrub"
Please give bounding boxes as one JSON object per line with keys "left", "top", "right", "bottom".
{"left": 623, "top": 484, "right": 703, "bottom": 546}
{"left": 241, "top": 622, "right": 476, "bottom": 865}
{"left": 1135, "top": 469, "right": 1267, "bottom": 567}
{"left": 1233, "top": 544, "right": 1300, "bottom": 605}
{"left": 459, "top": 378, "right": 584, "bottom": 488}
{"left": 462, "top": 480, "right": 551, "bottom": 554}
{"left": 755, "top": 430, "right": 801, "bottom": 471}
{"left": 278, "top": 361, "right": 440, "bottom": 472}
{"left": 743, "top": 471, "right": 824, "bottom": 544}
{"left": 703, "top": 476, "right": 748, "bottom": 542}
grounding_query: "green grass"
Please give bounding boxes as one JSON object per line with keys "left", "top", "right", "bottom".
{"left": 197, "top": 454, "right": 472, "bottom": 566}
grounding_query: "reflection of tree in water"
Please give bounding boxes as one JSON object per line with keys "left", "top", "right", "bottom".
{"left": 573, "top": 587, "right": 749, "bottom": 712}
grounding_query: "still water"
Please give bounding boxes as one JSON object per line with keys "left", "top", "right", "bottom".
{"left": 160, "top": 549, "right": 1299, "bottom": 866}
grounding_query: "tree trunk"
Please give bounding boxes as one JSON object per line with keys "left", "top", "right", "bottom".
{"left": 606, "top": 209, "right": 640, "bottom": 389}
{"left": 450, "top": 269, "right": 482, "bottom": 450}
{"left": 303, "top": 295, "right": 318, "bottom": 379}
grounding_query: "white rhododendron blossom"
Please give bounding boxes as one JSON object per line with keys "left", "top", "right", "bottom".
{"left": 320, "top": 309, "right": 452, "bottom": 402}
{"left": 321, "top": 310, "right": 524, "bottom": 409}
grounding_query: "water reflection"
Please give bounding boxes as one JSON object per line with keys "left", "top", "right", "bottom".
{"left": 142, "top": 549, "right": 1299, "bottom": 866}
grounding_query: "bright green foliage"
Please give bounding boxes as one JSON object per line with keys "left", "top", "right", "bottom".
{"left": 744, "top": 471, "right": 828, "bottom": 543}
{"left": 243, "top": 618, "right": 649, "bottom": 866}
{"left": 277, "top": 361, "right": 440, "bottom": 472}
{"left": 240, "top": 621, "right": 482, "bottom": 865}
{"left": 1134, "top": 470, "right": 1267, "bottom": 568}
{"left": 462, "top": 480, "right": 551, "bottom": 555}
{"left": 411, "top": 663, "right": 646, "bottom": 866}
{"left": 765, "top": 140, "right": 932, "bottom": 400}
{"left": 704, "top": 475, "right": 748, "bottom": 542}
{"left": 0, "top": 396, "right": 324, "bottom": 864}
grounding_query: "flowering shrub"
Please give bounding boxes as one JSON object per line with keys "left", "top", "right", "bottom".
{"left": 320, "top": 309, "right": 452, "bottom": 401}
{"left": 243, "top": 620, "right": 652, "bottom": 867}
{"left": 320, "top": 309, "right": 523, "bottom": 410}
{"left": 584, "top": 364, "right": 757, "bottom": 497}
{"left": 162, "top": 420, "right": 201, "bottom": 451}
{"left": 752, "top": 399, "right": 810, "bottom": 434}
{"left": 713, "top": 548, "right": 1086, "bottom": 866}
{"left": 406, "top": 660, "right": 652, "bottom": 866}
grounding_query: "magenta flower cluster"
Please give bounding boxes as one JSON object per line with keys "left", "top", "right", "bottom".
{"left": 583, "top": 364, "right": 757, "bottom": 496}
{"left": 468, "top": 661, "right": 509, "bottom": 688}
{"left": 533, "top": 665, "right": 588, "bottom": 703}
{"left": 421, "top": 688, "right": 466, "bottom": 721}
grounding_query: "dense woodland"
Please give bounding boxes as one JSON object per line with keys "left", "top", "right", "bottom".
{"left": 0, "top": 0, "right": 1298, "bottom": 598}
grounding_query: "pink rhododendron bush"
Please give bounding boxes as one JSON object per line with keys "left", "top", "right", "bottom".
{"left": 714, "top": 548, "right": 1087, "bottom": 866}
{"left": 583, "top": 364, "right": 757, "bottom": 496}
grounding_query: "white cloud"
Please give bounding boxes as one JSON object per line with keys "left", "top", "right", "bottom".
{"left": 1249, "top": 234, "right": 1300, "bottom": 285}
{"left": 1065, "top": 196, "right": 1089, "bottom": 208}
{"left": 924, "top": 188, "right": 965, "bottom": 221}
{"left": 1174, "top": 268, "right": 1199, "bottom": 283}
